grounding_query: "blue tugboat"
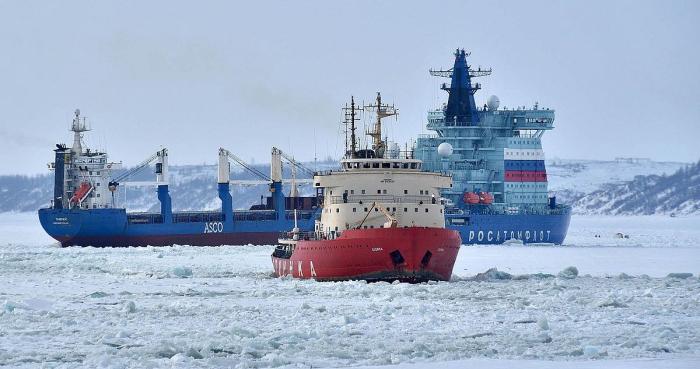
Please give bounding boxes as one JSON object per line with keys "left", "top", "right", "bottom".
{"left": 414, "top": 50, "right": 571, "bottom": 244}
{"left": 38, "top": 110, "right": 319, "bottom": 247}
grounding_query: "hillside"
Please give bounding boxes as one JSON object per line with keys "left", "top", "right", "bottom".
{"left": 571, "top": 161, "right": 700, "bottom": 215}
{"left": 0, "top": 158, "right": 695, "bottom": 215}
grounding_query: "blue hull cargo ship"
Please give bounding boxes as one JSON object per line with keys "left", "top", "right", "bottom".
{"left": 415, "top": 49, "right": 571, "bottom": 244}
{"left": 38, "top": 110, "right": 319, "bottom": 247}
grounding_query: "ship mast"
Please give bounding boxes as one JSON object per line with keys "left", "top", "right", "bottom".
{"left": 363, "top": 92, "right": 398, "bottom": 158}
{"left": 71, "top": 109, "right": 89, "bottom": 155}
{"left": 430, "top": 49, "right": 491, "bottom": 125}
{"left": 342, "top": 96, "right": 360, "bottom": 158}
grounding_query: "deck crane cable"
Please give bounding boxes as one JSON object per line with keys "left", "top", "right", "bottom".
{"left": 109, "top": 150, "right": 161, "bottom": 188}
{"left": 223, "top": 149, "right": 271, "bottom": 181}
{"left": 273, "top": 147, "right": 315, "bottom": 177}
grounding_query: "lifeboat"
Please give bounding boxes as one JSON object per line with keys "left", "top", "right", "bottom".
{"left": 70, "top": 181, "right": 93, "bottom": 204}
{"left": 463, "top": 192, "right": 480, "bottom": 204}
{"left": 479, "top": 192, "right": 494, "bottom": 205}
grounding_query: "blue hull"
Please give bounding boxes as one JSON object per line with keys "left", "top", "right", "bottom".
{"left": 447, "top": 211, "right": 571, "bottom": 245}
{"left": 39, "top": 207, "right": 571, "bottom": 247}
{"left": 38, "top": 208, "right": 318, "bottom": 247}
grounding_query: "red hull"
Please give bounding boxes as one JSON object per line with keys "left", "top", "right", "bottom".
{"left": 271, "top": 227, "right": 461, "bottom": 282}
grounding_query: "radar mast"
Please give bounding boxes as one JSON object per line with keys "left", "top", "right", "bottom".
{"left": 363, "top": 92, "right": 398, "bottom": 158}
{"left": 342, "top": 96, "right": 360, "bottom": 159}
{"left": 71, "top": 109, "right": 90, "bottom": 155}
{"left": 430, "top": 49, "right": 491, "bottom": 125}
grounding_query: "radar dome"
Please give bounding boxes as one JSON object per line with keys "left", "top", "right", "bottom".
{"left": 487, "top": 95, "right": 500, "bottom": 111}
{"left": 437, "top": 142, "right": 453, "bottom": 157}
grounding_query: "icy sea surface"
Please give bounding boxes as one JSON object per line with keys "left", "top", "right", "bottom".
{"left": 0, "top": 213, "right": 699, "bottom": 368}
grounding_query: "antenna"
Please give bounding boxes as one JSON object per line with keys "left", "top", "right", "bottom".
{"left": 342, "top": 96, "right": 360, "bottom": 158}
{"left": 363, "top": 92, "right": 398, "bottom": 159}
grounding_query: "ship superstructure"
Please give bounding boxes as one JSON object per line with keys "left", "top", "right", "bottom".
{"left": 272, "top": 97, "right": 461, "bottom": 282}
{"left": 415, "top": 50, "right": 571, "bottom": 244}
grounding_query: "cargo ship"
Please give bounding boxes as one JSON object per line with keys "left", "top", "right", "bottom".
{"left": 414, "top": 50, "right": 571, "bottom": 244}
{"left": 38, "top": 110, "right": 319, "bottom": 247}
{"left": 272, "top": 98, "right": 461, "bottom": 282}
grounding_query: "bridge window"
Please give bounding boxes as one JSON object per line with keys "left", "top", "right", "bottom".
{"left": 410, "top": 163, "right": 417, "bottom": 169}
{"left": 361, "top": 190, "right": 366, "bottom": 194}
{"left": 353, "top": 208, "right": 356, "bottom": 212}
{"left": 404, "top": 208, "right": 408, "bottom": 212}
{"left": 382, "top": 162, "right": 390, "bottom": 168}
{"left": 404, "top": 190, "right": 408, "bottom": 194}
{"left": 372, "top": 163, "right": 380, "bottom": 168}
{"left": 415, "top": 208, "right": 418, "bottom": 212}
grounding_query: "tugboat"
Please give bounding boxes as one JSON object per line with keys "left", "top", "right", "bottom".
{"left": 271, "top": 96, "right": 461, "bottom": 282}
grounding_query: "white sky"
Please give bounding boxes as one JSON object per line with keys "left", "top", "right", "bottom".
{"left": 0, "top": 0, "right": 698, "bottom": 175}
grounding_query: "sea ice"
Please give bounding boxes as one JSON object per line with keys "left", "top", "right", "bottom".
{"left": 0, "top": 213, "right": 699, "bottom": 368}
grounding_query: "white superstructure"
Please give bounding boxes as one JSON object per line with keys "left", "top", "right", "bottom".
{"left": 50, "top": 110, "right": 122, "bottom": 209}
{"left": 313, "top": 157, "right": 452, "bottom": 238}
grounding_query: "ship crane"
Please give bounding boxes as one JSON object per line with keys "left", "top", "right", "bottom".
{"left": 108, "top": 148, "right": 168, "bottom": 191}
{"left": 355, "top": 201, "right": 398, "bottom": 229}
{"left": 219, "top": 148, "right": 272, "bottom": 185}
{"left": 272, "top": 147, "right": 314, "bottom": 197}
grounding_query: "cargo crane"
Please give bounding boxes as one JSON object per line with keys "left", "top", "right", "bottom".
{"left": 107, "top": 148, "right": 168, "bottom": 207}
{"left": 272, "top": 147, "right": 314, "bottom": 197}
{"left": 218, "top": 148, "right": 271, "bottom": 185}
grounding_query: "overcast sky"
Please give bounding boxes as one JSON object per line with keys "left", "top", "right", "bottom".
{"left": 1, "top": 0, "right": 698, "bottom": 175}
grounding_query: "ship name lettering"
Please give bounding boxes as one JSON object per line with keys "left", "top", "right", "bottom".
{"left": 310, "top": 261, "right": 317, "bottom": 277}
{"left": 546, "top": 230, "right": 551, "bottom": 241}
{"left": 297, "top": 261, "right": 304, "bottom": 277}
{"left": 487, "top": 231, "right": 493, "bottom": 242}
{"left": 371, "top": 247, "right": 383, "bottom": 252}
{"left": 204, "top": 221, "right": 223, "bottom": 233}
